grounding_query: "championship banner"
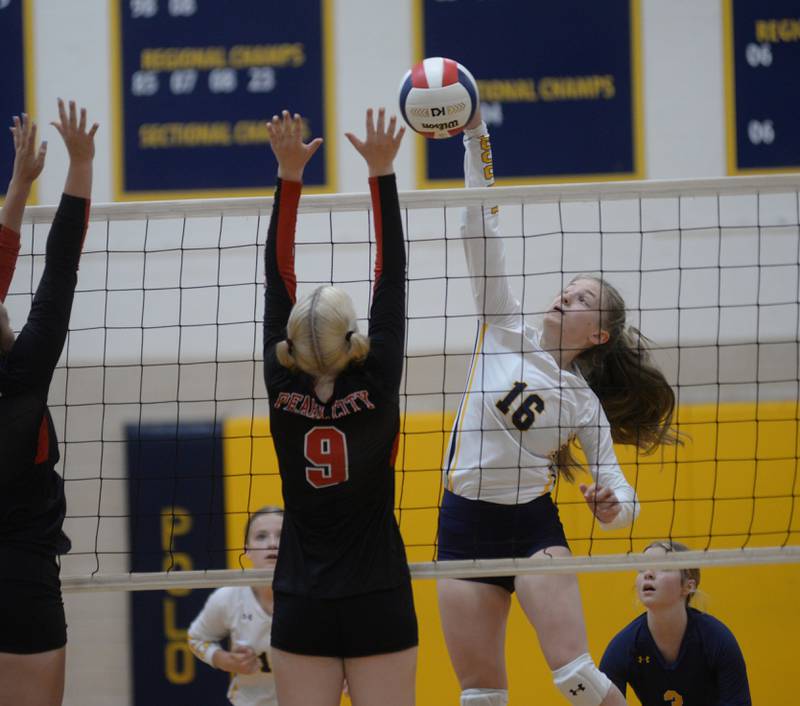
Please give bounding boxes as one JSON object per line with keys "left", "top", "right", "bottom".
{"left": 0, "top": 0, "right": 31, "bottom": 195}
{"left": 415, "top": 0, "right": 642, "bottom": 187}
{"left": 127, "top": 422, "right": 228, "bottom": 705}
{"left": 724, "top": 0, "right": 800, "bottom": 173}
{"left": 112, "top": 0, "right": 335, "bottom": 199}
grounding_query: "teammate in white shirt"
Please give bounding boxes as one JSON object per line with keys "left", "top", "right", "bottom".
{"left": 188, "top": 507, "right": 283, "bottom": 706}
{"left": 437, "top": 109, "right": 680, "bottom": 706}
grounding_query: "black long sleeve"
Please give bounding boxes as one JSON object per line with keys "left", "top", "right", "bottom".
{"left": 0, "top": 193, "right": 89, "bottom": 398}
{"left": 0, "top": 193, "right": 88, "bottom": 556}
{"left": 263, "top": 178, "right": 301, "bottom": 364}
{"left": 366, "top": 174, "right": 406, "bottom": 392}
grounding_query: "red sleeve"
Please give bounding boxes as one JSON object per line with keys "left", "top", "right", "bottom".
{"left": 0, "top": 224, "right": 21, "bottom": 302}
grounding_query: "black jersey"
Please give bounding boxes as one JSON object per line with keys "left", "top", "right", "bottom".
{"left": 0, "top": 194, "right": 89, "bottom": 557}
{"left": 600, "top": 609, "right": 751, "bottom": 705}
{"left": 263, "top": 175, "right": 409, "bottom": 598}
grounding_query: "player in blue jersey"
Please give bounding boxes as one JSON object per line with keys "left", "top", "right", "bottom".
{"left": 600, "top": 541, "right": 751, "bottom": 705}
{"left": 262, "top": 108, "right": 416, "bottom": 706}
{"left": 0, "top": 100, "right": 98, "bottom": 706}
{"left": 437, "top": 107, "right": 679, "bottom": 706}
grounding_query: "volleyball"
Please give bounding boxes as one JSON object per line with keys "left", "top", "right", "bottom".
{"left": 398, "top": 57, "right": 479, "bottom": 139}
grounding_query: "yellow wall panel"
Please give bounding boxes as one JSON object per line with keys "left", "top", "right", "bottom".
{"left": 223, "top": 402, "right": 799, "bottom": 703}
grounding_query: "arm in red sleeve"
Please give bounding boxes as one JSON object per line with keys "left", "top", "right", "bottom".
{"left": 0, "top": 225, "right": 21, "bottom": 302}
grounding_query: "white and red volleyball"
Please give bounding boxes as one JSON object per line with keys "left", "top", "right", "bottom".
{"left": 398, "top": 57, "right": 479, "bottom": 139}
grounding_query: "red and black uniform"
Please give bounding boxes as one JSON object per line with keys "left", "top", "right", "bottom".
{"left": 263, "top": 176, "right": 417, "bottom": 657}
{"left": 0, "top": 194, "right": 89, "bottom": 654}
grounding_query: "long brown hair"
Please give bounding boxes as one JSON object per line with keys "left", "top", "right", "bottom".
{"left": 554, "top": 276, "right": 680, "bottom": 480}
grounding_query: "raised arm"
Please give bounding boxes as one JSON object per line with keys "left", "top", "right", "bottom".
{"left": 0, "top": 113, "right": 47, "bottom": 301}
{"left": 345, "top": 108, "right": 406, "bottom": 389}
{"left": 262, "top": 111, "right": 322, "bottom": 364}
{"left": 0, "top": 100, "right": 96, "bottom": 396}
{"left": 460, "top": 112, "right": 520, "bottom": 327}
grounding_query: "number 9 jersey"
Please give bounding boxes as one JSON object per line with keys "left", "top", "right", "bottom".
{"left": 263, "top": 176, "right": 410, "bottom": 599}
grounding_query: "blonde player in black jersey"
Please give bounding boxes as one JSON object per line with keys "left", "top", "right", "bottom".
{"left": 263, "top": 109, "right": 416, "bottom": 706}
{"left": 436, "top": 108, "right": 679, "bottom": 706}
{"left": 188, "top": 507, "right": 284, "bottom": 706}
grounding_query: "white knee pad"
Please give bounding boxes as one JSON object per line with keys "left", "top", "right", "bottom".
{"left": 461, "top": 688, "right": 509, "bottom": 706}
{"left": 552, "top": 653, "right": 612, "bottom": 706}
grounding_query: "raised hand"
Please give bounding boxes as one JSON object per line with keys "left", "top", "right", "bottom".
{"left": 345, "top": 107, "right": 405, "bottom": 177}
{"left": 266, "top": 110, "right": 323, "bottom": 182}
{"left": 50, "top": 98, "right": 99, "bottom": 165}
{"left": 10, "top": 113, "right": 47, "bottom": 186}
{"left": 50, "top": 99, "right": 97, "bottom": 199}
{"left": 579, "top": 482, "right": 622, "bottom": 524}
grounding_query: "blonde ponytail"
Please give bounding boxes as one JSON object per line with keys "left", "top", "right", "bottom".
{"left": 277, "top": 286, "right": 370, "bottom": 378}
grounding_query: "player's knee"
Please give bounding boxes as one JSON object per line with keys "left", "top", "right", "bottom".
{"left": 461, "top": 687, "right": 509, "bottom": 706}
{"left": 552, "top": 653, "right": 612, "bottom": 706}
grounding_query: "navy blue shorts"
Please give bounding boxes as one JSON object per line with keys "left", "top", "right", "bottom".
{"left": 437, "top": 490, "right": 569, "bottom": 593}
{"left": 271, "top": 581, "right": 418, "bottom": 658}
{"left": 0, "top": 548, "right": 66, "bottom": 654}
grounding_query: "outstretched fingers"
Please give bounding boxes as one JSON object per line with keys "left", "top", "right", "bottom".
{"left": 266, "top": 109, "right": 323, "bottom": 179}
{"left": 10, "top": 115, "right": 21, "bottom": 149}
{"left": 365, "top": 107, "right": 375, "bottom": 139}
{"left": 376, "top": 106, "right": 385, "bottom": 136}
{"left": 50, "top": 98, "right": 98, "bottom": 164}
{"left": 55, "top": 98, "right": 68, "bottom": 133}
{"left": 344, "top": 131, "right": 365, "bottom": 153}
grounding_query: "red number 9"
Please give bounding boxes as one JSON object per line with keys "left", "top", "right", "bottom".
{"left": 304, "top": 427, "right": 349, "bottom": 488}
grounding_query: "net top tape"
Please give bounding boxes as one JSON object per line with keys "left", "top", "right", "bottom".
{"left": 23, "top": 175, "right": 800, "bottom": 223}
{"left": 60, "top": 546, "right": 800, "bottom": 593}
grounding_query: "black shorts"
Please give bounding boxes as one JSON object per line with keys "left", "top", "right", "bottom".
{"left": 437, "top": 489, "right": 569, "bottom": 593}
{"left": 0, "top": 548, "right": 66, "bottom": 654}
{"left": 271, "top": 581, "right": 418, "bottom": 658}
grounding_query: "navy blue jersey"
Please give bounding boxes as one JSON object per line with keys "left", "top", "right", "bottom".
{"left": 263, "top": 175, "right": 409, "bottom": 598}
{"left": 600, "top": 608, "right": 751, "bottom": 705}
{"left": 0, "top": 194, "right": 89, "bottom": 557}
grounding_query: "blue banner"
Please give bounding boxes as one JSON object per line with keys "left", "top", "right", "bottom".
{"left": 0, "top": 0, "right": 28, "bottom": 194}
{"left": 416, "top": 0, "right": 642, "bottom": 186}
{"left": 113, "top": 0, "right": 334, "bottom": 198}
{"left": 725, "top": 0, "right": 800, "bottom": 173}
{"left": 127, "top": 422, "right": 228, "bottom": 705}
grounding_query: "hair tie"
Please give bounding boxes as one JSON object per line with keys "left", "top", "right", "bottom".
{"left": 286, "top": 338, "right": 294, "bottom": 353}
{"left": 345, "top": 330, "right": 354, "bottom": 342}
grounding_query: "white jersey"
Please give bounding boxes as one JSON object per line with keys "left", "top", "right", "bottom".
{"left": 443, "top": 123, "right": 638, "bottom": 530}
{"left": 188, "top": 586, "right": 277, "bottom": 706}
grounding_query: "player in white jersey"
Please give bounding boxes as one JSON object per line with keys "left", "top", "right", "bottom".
{"left": 188, "top": 507, "right": 283, "bottom": 706}
{"left": 437, "top": 109, "right": 679, "bottom": 706}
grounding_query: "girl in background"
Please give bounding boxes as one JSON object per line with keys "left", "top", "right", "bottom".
{"left": 600, "top": 541, "right": 751, "bottom": 705}
{"left": 189, "top": 507, "right": 284, "bottom": 706}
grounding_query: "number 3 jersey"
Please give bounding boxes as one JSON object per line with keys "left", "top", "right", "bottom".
{"left": 444, "top": 123, "right": 638, "bottom": 529}
{"left": 599, "top": 609, "right": 752, "bottom": 705}
{"left": 188, "top": 586, "right": 277, "bottom": 706}
{"left": 263, "top": 176, "right": 410, "bottom": 599}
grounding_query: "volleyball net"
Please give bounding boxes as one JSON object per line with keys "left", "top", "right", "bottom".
{"left": 11, "top": 175, "right": 800, "bottom": 592}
